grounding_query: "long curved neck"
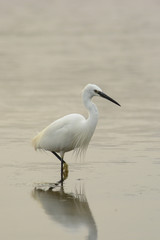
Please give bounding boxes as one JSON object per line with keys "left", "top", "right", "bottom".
{"left": 83, "top": 92, "right": 99, "bottom": 128}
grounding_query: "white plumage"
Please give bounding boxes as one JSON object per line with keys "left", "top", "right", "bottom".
{"left": 32, "top": 84, "right": 120, "bottom": 164}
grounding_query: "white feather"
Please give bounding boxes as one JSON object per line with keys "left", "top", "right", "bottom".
{"left": 32, "top": 83, "right": 120, "bottom": 161}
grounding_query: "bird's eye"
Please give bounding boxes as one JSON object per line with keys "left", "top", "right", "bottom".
{"left": 94, "top": 89, "right": 100, "bottom": 94}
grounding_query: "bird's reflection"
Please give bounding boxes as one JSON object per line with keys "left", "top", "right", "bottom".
{"left": 32, "top": 179, "right": 97, "bottom": 240}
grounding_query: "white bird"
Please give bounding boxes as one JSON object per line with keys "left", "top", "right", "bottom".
{"left": 32, "top": 84, "right": 120, "bottom": 181}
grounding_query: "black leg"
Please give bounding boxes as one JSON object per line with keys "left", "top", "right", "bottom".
{"left": 61, "top": 158, "right": 63, "bottom": 184}
{"left": 52, "top": 152, "right": 66, "bottom": 164}
{"left": 52, "top": 151, "right": 66, "bottom": 184}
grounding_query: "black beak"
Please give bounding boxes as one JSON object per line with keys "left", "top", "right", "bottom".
{"left": 98, "top": 91, "right": 121, "bottom": 107}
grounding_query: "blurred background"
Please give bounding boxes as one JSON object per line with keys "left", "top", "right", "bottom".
{"left": 0, "top": 0, "right": 160, "bottom": 240}
{"left": 0, "top": 0, "right": 160, "bottom": 145}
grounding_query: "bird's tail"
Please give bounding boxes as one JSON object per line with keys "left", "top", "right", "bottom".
{"left": 32, "top": 134, "right": 39, "bottom": 150}
{"left": 32, "top": 127, "right": 46, "bottom": 151}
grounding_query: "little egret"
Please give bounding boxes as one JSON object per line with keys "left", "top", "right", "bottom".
{"left": 32, "top": 84, "right": 120, "bottom": 181}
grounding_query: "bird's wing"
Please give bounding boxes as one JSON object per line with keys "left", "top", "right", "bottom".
{"left": 33, "top": 114, "right": 86, "bottom": 153}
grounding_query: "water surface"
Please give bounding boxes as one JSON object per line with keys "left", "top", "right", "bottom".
{"left": 0, "top": 0, "right": 160, "bottom": 239}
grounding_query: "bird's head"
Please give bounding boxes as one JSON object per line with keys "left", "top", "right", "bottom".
{"left": 83, "top": 84, "right": 121, "bottom": 107}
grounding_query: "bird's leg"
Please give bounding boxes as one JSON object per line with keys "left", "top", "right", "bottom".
{"left": 52, "top": 152, "right": 68, "bottom": 185}
{"left": 52, "top": 152, "right": 66, "bottom": 164}
{"left": 61, "top": 158, "right": 63, "bottom": 184}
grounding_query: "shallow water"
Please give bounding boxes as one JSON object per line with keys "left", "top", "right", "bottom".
{"left": 1, "top": 0, "right": 160, "bottom": 239}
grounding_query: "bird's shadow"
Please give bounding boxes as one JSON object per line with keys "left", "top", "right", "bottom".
{"left": 32, "top": 180, "right": 98, "bottom": 240}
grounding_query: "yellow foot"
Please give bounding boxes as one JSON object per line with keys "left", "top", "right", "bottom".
{"left": 63, "top": 162, "right": 69, "bottom": 180}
